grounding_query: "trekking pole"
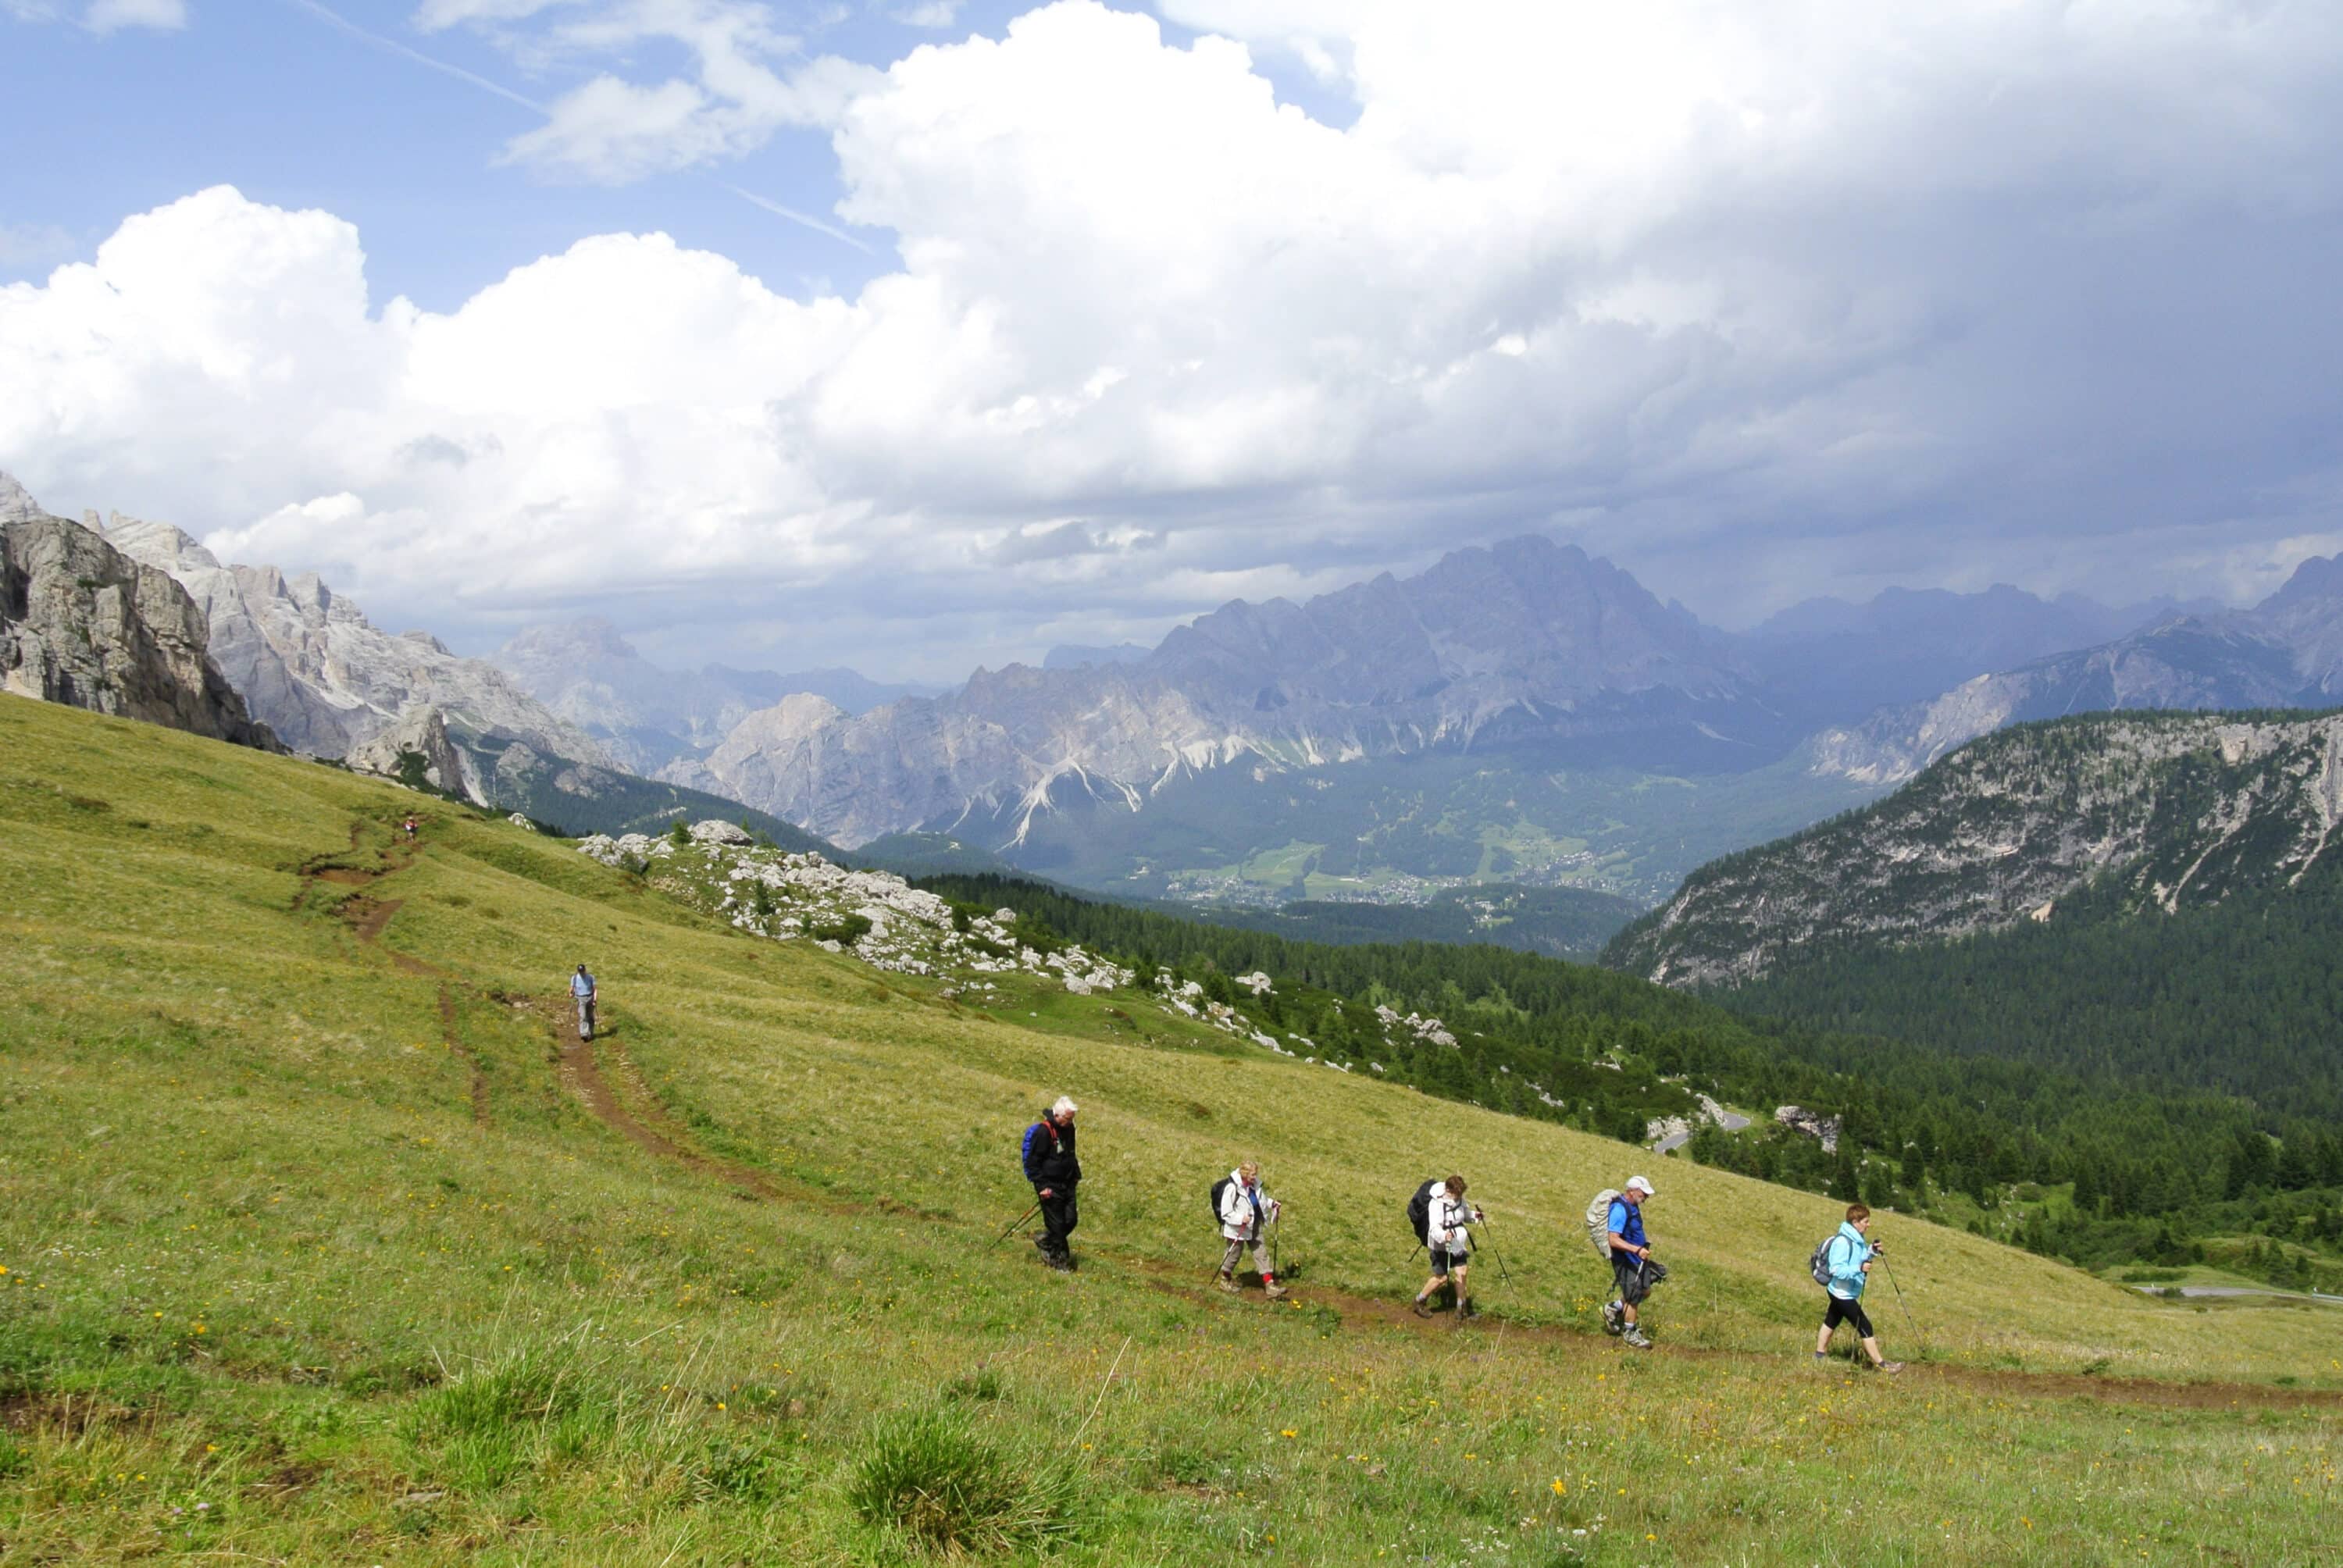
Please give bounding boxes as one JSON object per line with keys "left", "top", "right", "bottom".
{"left": 1271, "top": 1213, "right": 1282, "bottom": 1279}
{"left": 1473, "top": 1217, "right": 1513, "bottom": 1286}
{"left": 991, "top": 1200, "right": 1042, "bottom": 1246}
{"left": 1878, "top": 1251, "right": 1923, "bottom": 1348}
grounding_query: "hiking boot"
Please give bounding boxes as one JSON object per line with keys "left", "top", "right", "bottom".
{"left": 1621, "top": 1326, "right": 1653, "bottom": 1350}
{"left": 1410, "top": 1297, "right": 1435, "bottom": 1318}
{"left": 1216, "top": 1275, "right": 1240, "bottom": 1295}
{"left": 1454, "top": 1299, "right": 1479, "bottom": 1322}
{"left": 1047, "top": 1253, "right": 1075, "bottom": 1273}
{"left": 1263, "top": 1281, "right": 1289, "bottom": 1301}
{"left": 1601, "top": 1301, "right": 1625, "bottom": 1337}
{"left": 1871, "top": 1360, "right": 1906, "bottom": 1374}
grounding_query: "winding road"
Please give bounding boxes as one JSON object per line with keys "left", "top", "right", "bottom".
{"left": 1655, "top": 1108, "right": 1752, "bottom": 1153}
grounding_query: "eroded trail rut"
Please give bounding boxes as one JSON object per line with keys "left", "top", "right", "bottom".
{"left": 298, "top": 815, "right": 2341, "bottom": 1415}
{"left": 299, "top": 821, "right": 489, "bottom": 1128}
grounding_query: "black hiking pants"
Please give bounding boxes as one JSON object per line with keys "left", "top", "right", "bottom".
{"left": 1037, "top": 1188, "right": 1079, "bottom": 1260}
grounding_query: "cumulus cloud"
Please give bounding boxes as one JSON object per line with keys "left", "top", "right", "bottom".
{"left": 5, "top": 0, "right": 2343, "bottom": 674}
{"left": 420, "top": 0, "right": 870, "bottom": 182}
{"left": 84, "top": 0, "right": 184, "bottom": 30}
{"left": 5, "top": 0, "right": 185, "bottom": 30}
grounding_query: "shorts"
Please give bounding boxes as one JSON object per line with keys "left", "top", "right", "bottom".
{"left": 1429, "top": 1246, "right": 1469, "bottom": 1278}
{"left": 1822, "top": 1294, "right": 1874, "bottom": 1338}
{"left": 1612, "top": 1254, "right": 1660, "bottom": 1306}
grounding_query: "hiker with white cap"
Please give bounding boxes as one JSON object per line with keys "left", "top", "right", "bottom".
{"left": 1602, "top": 1175, "right": 1667, "bottom": 1350}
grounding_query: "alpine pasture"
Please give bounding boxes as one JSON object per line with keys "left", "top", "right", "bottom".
{"left": 2, "top": 697, "right": 2335, "bottom": 1564}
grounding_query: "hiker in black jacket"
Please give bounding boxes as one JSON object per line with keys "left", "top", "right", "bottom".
{"left": 1021, "top": 1096, "right": 1082, "bottom": 1271}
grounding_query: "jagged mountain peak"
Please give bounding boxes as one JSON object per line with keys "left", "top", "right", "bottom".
{"left": 92, "top": 510, "right": 222, "bottom": 576}
{"left": 500, "top": 615, "right": 641, "bottom": 663}
{"left": 2258, "top": 554, "right": 2343, "bottom": 618}
{"left": 0, "top": 469, "right": 45, "bottom": 526}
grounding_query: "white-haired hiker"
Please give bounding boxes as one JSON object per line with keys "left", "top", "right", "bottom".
{"left": 1411, "top": 1174, "right": 1483, "bottom": 1321}
{"left": 1215, "top": 1160, "right": 1288, "bottom": 1299}
{"left": 1602, "top": 1175, "right": 1667, "bottom": 1350}
{"left": 1816, "top": 1203, "right": 1904, "bottom": 1372}
{"left": 1020, "top": 1096, "right": 1082, "bottom": 1271}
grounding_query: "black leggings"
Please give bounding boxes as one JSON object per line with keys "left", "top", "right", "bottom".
{"left": 1822, "top": 1295, "right": 1874, "bottom": 1339}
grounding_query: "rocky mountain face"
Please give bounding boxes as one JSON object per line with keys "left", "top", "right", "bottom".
{"left": 0, "top": 484, "right": 274, "bottom": 750}
{"left": 1803, "top": 563, "right": 2343, "bottom": 787}
{"left": 86, "top": 508, "right": 608, "bottom": 801}
{"left": 489, "top": 618, "right": 935, "bottom": 774}
{"left": 673, "top": 536, "right": 1778, "bottom": 850}
{"left": 1609, "top": 710, "right": 2343, "bottom": 987}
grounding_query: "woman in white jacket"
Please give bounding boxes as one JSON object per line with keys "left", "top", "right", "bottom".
{"left": 1216, "top": 1161, "right": 1288, "bottom": 1299}
{"left": 1412, "top": 1175, "right": 1482, "bottom": 1320}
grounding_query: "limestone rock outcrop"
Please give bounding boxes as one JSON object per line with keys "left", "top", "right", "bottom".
{"left": 346, "top": 704, "right": 476, "bottom": 797}
{"left": 1, "top": 487, "right": 275, "bottom": 750}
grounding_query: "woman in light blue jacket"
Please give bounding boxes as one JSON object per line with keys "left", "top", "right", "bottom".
{"left": 1815, "top": 1204, "right": 1904, "bottom": 1372}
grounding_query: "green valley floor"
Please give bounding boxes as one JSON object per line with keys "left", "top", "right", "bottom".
{"left": 2, "top": 697, "right": 2335, "bottom": 1564}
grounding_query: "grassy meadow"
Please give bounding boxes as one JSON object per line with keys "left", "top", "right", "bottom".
{"left": 2, "top": 694, "right": 2337, "bottom": 1564}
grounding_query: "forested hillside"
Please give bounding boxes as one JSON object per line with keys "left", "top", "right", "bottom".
{"left": 1181, "top": 882, "right": 1640, "bottom": 958}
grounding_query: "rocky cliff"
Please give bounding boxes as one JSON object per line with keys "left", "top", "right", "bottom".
{"left": 1610, "top": 710, "right": 2343, "bottom": 986}
{"left": 0, "top": 486, "right": 274, "bottom": 750}
{"left": 87, "top": 508, "right": 609, "bottom": 796}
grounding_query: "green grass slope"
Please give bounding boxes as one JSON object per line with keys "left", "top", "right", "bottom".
{"left": 2, "top": 696, "right": 2337, "bottom": 1565}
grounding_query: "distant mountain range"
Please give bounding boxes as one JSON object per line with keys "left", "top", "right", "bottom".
{"left": 30, "top": 452, "right": 2343, "bottom": 920}
{"left": 1803, "top": 567, "right": 2343, "bottom": 787}
{"left": 1746, "top": 585, "right": 2222, "bottom": 732}
{"left": 489, "top": 618, "right": 938, "bottom": 774}
{"left": 646, "top": 536, "right": 2241, "bottom": 904}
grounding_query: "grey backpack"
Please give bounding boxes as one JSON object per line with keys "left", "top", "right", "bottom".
{"left": 1809, "top": 1234, "right": 1841, "bottom": 1288}
{"left": 1584, "top": 1189, "right": 1621, "bottom": 1259}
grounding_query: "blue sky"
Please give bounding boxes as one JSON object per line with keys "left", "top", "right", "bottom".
{"left": 4, "top": 2, "right": 2341, "bottom": 681}
{"left": 9, "top": 2, "right": 934, "bottom": 308}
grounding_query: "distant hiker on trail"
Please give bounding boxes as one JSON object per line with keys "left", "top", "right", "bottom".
{"left": 1603, "top": 1175, "right": 1666, "bottom": 1350}
{"left": 1214, "top": 1160, "right": 1287, "bottom": 1299}
{"left": 1815, "top": 1203, "right": 1905, "bottom": 1373}
{"left": 571, "top": 964, "right": 597, "bottom": 1042}
{"left": 402, "top": 815, "right": 418, "bottom": 843}
{"left": 1411, "top": 1175, "right": 1482, "bottom": 1320}
{"left": 1022, "top": 1096, "right": 1082, "bottom": 1272}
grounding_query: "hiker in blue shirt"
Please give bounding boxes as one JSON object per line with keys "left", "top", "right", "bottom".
{"left": 570, "top": 964, "right": 597, "bottom": 1042}
{"left": 1601, "top": 1175, "right": 1667, "bottom": 1350}
{"left": 1816, "top": 1203, "right": 1905, "bottom": 1372}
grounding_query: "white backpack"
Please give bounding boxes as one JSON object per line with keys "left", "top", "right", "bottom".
{"left": 1584, "top": 1188, "right": 1622, "bottom": 1259}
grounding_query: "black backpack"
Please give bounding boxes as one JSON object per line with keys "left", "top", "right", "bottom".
{"left": 1406, "top": 1178, "right": 1436, "bottom": 1245}
{"left": 1210, "top": 1176, "right": 1233, "bottom": 1225}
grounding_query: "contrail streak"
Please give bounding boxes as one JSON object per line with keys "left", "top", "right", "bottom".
{"left": 283, "top": 0, "right": 878, "bottom": 257}
{"left": 719, "top": 181, "right": 876, "bottom": 255}
{"left": 282, "top": 0, "right": 544, "bottom": 114}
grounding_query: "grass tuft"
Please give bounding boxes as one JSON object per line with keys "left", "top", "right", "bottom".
{"left": 847, "top": 1409, "right": 1083, "bottom": 1556}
